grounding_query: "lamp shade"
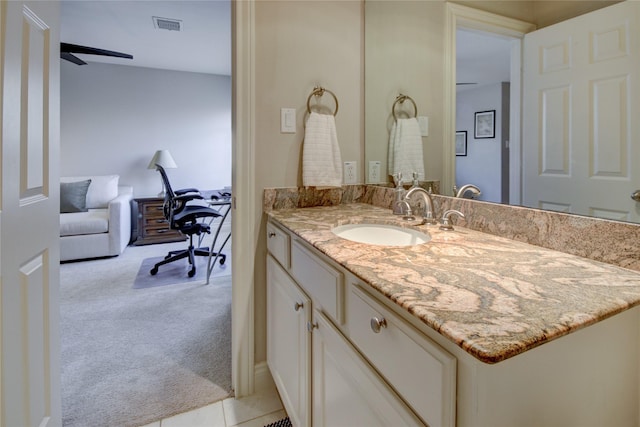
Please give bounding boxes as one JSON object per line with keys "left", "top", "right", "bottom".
{"left": 147, "top": 149, "right": 178, "bottom": 170}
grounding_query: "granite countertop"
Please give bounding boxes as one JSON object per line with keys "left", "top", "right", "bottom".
{"left": 267, "top": 203, "right": 640, "bottom": 364}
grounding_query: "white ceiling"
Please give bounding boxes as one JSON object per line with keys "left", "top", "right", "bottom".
{"left": 60, "top": 0, "right": 231, "bottom": 75}
{"left": 456, "top": 28, "right": 513, "bottom": 91}
{"left": 60, "top": 2, "right": 507, "bottom": 84}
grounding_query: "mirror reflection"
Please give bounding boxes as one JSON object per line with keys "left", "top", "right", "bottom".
{"left": 365, "top": 0, "right": 640, "bottom": 224}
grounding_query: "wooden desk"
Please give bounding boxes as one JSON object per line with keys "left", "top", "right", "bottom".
{"left": 133, "top": 197, "right": 186, "bottom": 245}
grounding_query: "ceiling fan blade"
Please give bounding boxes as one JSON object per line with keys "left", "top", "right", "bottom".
{"left": 60, "top": 52, "right": 87, "bottom": 65}
{"left": 60, "top": 42, "right": 133, "bottom": 60}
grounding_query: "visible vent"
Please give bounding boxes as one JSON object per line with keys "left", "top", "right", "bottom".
{"left": 152, "top": 16, "right": 182, "bottom": 31}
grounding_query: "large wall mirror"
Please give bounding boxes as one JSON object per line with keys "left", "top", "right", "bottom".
{"left": 364, "top": 0, "right": 640, "bottom": 224}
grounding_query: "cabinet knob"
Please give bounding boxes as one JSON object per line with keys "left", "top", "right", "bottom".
{"left": 294, "top": 302, "right": 303, "bottom": 312}
{"left": 268, "top": 232, "right": 276, "bottom": 238}
{"left": 370, "top": 317, "right": 387, "bottom": 333}
{"left": 307, "top": 321, "right": 318, "bottom": 332}
{"left": 632, "top": 190, "right": 640, "bottom": 202}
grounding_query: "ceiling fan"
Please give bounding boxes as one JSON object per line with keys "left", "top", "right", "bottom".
{"left": 60, "top": 42, "right": 133, "bottom": 66}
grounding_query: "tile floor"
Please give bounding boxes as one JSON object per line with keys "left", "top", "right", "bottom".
{"left": 140, "top": 381, "right": 285, "bottom": 427}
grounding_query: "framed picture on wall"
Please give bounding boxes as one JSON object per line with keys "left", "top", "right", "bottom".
{"left": 455, "top": 131, "right": 467, "bottom": 156}
{"left": 474, "top": 110, "right": 495, "bottom": 139}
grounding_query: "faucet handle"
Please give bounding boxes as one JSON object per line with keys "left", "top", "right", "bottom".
{"left": 393, "top": 172, "right": 403, "bottom": 186}
{"left": 440, "top": 209, "right": 465, "bottom": 231}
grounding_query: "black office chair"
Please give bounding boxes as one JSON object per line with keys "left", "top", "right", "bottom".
{"left": 150, "top": 164, "right": 227, "bottom": 278}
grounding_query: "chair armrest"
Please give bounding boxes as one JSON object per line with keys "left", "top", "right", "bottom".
{"left": 175, "top": 193, "right": 203, "bottom": 203}
{"left": 175, "top": 187, "right": 200, "bottom": 196}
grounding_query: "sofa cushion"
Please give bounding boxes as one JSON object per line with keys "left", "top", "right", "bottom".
{"left": 60, "top": 180, "right": 91, "bottom": 213}
{"left": 61, "top": 175, "right": 119, "bottom": 209}
{"left": 60, "top": 209, "right": 109, "bottom": 236}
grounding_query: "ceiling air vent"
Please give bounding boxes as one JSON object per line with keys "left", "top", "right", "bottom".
{"left": 152, "top": 16, "right": 182, "bottom": 31}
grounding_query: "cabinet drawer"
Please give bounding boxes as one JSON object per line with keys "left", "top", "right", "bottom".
{"left": 143, "top": 203, "right": 165, "bottom": 217}
{"left": 267, "top": 222, "right": 290, "bottom": 269}
{"left": 291, "top": 239, "right": 344, "bottom": 324}
{"left": 349, "top": 285, "right": 456, "bottom": 427}
{"left": 144, "top": 217, "right": 169, "bottom": 228}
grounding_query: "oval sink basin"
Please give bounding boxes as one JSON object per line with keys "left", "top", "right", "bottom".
{"left": 332, "top": 223, "right": 430, "bottom": 246}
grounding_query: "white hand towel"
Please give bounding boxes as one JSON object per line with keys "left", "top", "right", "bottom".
{"left": 387, "top": 117, "right": 425, "bottom": 179}
{"left": 303, "top": 112, "right": 343, "bottom": 187}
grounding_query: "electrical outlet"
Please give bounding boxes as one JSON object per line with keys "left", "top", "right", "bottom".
{"left": 368, "top": 160, "right": 381, "bottom": 183}
{"left": 344, "top": 161, "right": 357, "bottom": 184}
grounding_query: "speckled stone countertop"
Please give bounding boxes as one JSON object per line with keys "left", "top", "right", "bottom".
{"left": 267, "top": 203, "right": 640, "bottom": 364}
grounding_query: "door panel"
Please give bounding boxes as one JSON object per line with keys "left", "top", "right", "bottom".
{"left": 1, "top": 1, "right": 61, "bottom": 426}
{"left": 523, "top": 1, "right": 640, "bottom": 222}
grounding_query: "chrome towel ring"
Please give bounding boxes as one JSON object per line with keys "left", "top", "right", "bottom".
{"left": 392, "top": 94, "right": 417, "bottom": 121}
{"left": 306, "top": 86, "right": 339, "bottom": 116}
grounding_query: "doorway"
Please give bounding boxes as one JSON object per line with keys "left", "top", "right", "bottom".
{"left": 455, "top": 28, "right": 516, "bottom": 204}
{"left": 58, "top": 1, "right": 234, "bottom": 425}
{"left": 443, "top": 3, "right": 534, "bottom": 200}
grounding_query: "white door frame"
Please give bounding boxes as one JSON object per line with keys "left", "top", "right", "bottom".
{"left": 443, "top": 3, "right": 535, "bottom": 198}
{"left": 231, "top": 0, "right": 256, "bottom": 397}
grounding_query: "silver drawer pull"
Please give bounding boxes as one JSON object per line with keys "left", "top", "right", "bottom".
{"left": 307, "top": 321, "right": 318, "bottom": 332}
{"left": 294, "top": 302, "right": 303, "bottom": 312}
{"left": 268, "top": 232, "right": 276, "bottom": 238}
{"left": 370, "top": 317, "right": 387, "bottom": 333}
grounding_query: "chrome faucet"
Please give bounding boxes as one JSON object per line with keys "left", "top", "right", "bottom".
{"left": 455, "top": 184, "right": 481, "bottom": 199}
{"left": 403, "top": 187, "right": 437, "bottom": 225}
{"left": 439, "top": 209, "right": 465, "bottom": 231}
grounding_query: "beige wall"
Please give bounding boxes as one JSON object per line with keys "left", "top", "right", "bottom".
{"left": 365, "top": 1, "right": 446, "bottom": 184}
{"left": 253, "top": 0, "right": 363, "bottom": 362}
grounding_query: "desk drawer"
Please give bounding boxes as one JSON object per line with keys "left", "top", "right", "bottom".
{"left": 143, "top": 203, "right": 165, "bottom": 217}
{"left": 134, "top": 197, "right": 185, "bottom": 245}
{"left": 144, "top": 217, "right": 169, "bottom": 228}
{"left": 291, "top": 239, "right": 344, "bottom": 324}
{"left": 349, "top": 285, "right": 456, "bottom": 427}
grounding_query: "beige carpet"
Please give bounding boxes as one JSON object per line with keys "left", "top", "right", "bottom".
{"left": 60, "top": 237, "right": 233, "bottom": 427}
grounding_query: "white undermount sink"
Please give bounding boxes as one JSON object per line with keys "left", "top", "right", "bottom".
{"left": 332, "top": 223, "right": 431, "bottom": 246}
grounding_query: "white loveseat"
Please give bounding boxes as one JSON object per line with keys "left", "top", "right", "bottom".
{"left": 60, "top": 175, "right": 133, "bottom": 262}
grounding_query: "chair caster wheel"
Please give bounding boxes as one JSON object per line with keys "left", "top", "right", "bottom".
{"left": 219, "top": 257, "right": 226, "bottom": 265}
{"left": 188, "top": 268, "right": 196, "bottom": 278}
{"left": 150, "top": 267, "right": 158, "bottom": 275}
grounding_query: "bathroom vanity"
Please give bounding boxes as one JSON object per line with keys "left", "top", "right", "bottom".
{"left": 266, "top": 202, "right": 640, "bottom": 427}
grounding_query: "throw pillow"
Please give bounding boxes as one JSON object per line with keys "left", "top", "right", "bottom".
{"left": 61, "top": 175, "right": 119, "bottom": 209}
{"left": 60, "top": 179, "right": 91, "bottom": 213}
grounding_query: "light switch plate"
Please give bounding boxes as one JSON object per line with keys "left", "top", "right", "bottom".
{"left": 368, "top": 161, "right": 381, "bottom": 183}
{"left": 281, "top": 108, "right": 296, "bottom": 133}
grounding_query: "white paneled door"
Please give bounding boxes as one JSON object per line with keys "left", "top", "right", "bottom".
{"left": 1, "top": 1, "right": 62, "bottom": 426}
{"left": 522, "top": 1, "right": 640, "bottom": 222}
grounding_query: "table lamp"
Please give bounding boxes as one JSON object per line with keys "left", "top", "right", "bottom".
{"left": 148, "top": 149, "right": 177, "bottom": 197}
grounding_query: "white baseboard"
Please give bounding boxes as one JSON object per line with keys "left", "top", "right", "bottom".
{"left": 254, "top": 361, "right": 276, "bottom": 392}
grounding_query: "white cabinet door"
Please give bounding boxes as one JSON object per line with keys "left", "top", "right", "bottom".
{"left": 311, "top": 310, "right": 423, "bottom": 427}
{"left": 266, "top": 255, "right": 311, "bottom": 427}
